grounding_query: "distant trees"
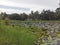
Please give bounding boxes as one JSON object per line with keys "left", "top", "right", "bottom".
{"left": 55, "top": 8, "right": 60, "bottom": 20}
{"left": 20, "top": 13, "right": 28, "bottom": 20}
{"left": 1, "top": 7, "right": 60, "bottom": 20}
{"left": 29, "top": 11, "right": 40, "bottom": 20}
{"left": 9, "top": 13, "right": 20, "bottom": 20}
{"left": 40, "top": 10, "right": 56, "bottom": 20}
{"left": 9, "top": 13, "right": 28, "bottom": 20}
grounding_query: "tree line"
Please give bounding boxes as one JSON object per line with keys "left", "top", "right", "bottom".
{"left": 0, "top": 8, "right": 60, "bottom": 20}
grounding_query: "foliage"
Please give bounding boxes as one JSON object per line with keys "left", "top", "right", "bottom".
{"left": 0, "top": 7, "right": 60, "bottom": 20}
{"left": 0, "top": 21, "right": 35, "bottom": 45}
{"left": 28, "top": 26, "right": 49, "bottom": 45}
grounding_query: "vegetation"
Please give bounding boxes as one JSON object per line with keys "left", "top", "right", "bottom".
{"left": 1, "top": 7, "right": 60, "bottom": 21}
{"left": 0, "top": 7, "right": 60, "bottom": 45}
{"left": 1, "top": 20, "right": 60, "bottom": 45}
{"left": 0, "top": 21, "right": 36, "bottom": 45}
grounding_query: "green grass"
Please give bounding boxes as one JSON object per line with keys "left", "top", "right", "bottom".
{"left": 0, "top": 21, "right": 36, "bottom": 45}
{"left": 1, "top": 20, "right": 60, "bottom": 45}
{"left": 9, "top": 20, "right": 60, "bottom": 23}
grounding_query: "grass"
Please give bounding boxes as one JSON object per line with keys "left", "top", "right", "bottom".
{"left": 1, "top": 20, "right": 60, "bottom": 45}
{"left": 9, "top": 20, "right": 60, "bottom": 24}
{"left": 0, "top": 20, "right": 36, "bottom": 45}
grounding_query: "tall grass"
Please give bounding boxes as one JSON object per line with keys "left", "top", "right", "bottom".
{"left": 0, "top": 21, "right": 35, "bottom": 45}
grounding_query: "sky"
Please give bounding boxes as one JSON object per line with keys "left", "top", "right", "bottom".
{"left": 0, "top": 0, "right": 59, "bottom": 14}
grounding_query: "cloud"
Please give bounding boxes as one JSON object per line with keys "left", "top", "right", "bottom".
{"left": 10, "top": 0, "right": 59, "bottom": 7}
{"left": 0, "top": 0, "right": 59, "bottom": 13}
{"left": 0, "top": 5, "right": 30, "bottom": 11}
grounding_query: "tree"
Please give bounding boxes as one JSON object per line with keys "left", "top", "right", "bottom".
{"left": 9, "top": 13, "right": 20, "bottom": 20}
{"left": 55, "top": 7, "right": 60, "bottom": 20}
{"left": 29, "top": 11, "right": 34, "bottom": 20}
{"left": 40, "top": 10, "right": 55, "bottom": 20}
{"left": 29, "top": 11, "right": 39, "bottom": 20}
{"left": 20, "top": 13, "right": 28, "bottom": 20}
{"left": 33, "top": 11, "right": 40, "bottom": 20}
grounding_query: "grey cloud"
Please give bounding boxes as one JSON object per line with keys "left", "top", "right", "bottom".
{"left": 0, "top": 5, "right": 30, "bottom": 11}
{"left": 10, "top": 0, "right": 59, "bottom": 8}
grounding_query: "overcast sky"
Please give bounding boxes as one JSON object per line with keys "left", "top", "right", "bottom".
{"left": 0, "top": 0, "right": 59, "bottom": 14}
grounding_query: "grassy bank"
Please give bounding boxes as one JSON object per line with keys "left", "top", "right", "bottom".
{"left": 0, "top": 21, "right": 36, "bottom": 45}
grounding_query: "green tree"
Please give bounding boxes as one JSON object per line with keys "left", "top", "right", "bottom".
{"left": 40, "top": 10, "right": 55, "bottom": 20}
{"left": 20, "top": 13, "right": 28, "bottom": 20}
{"left": 29, "top": 11, "right": 39, "bottom": 20}
{"left": 9, "top": 13, "right": 20, "bottom": 20}
{"left": 56, "top": 7, "right": 60, "bottom": 20}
